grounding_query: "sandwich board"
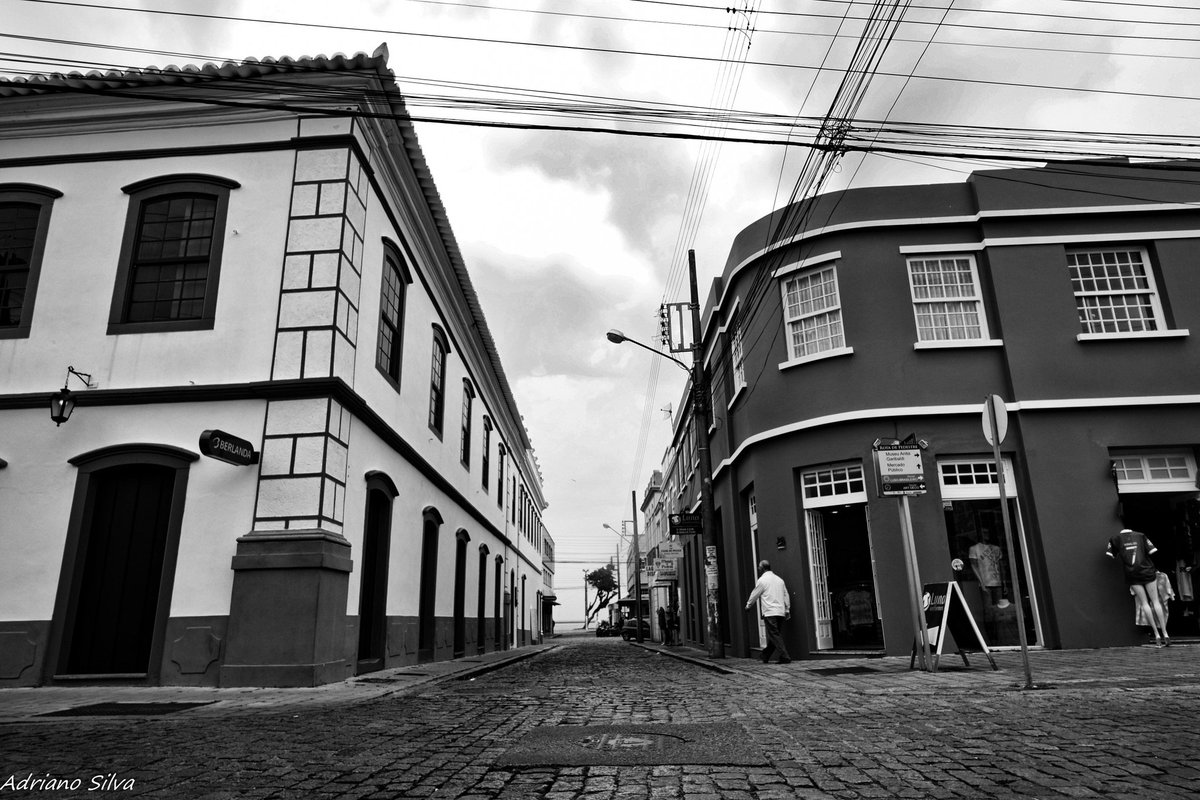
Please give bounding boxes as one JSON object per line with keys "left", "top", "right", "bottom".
{"left": 910, "top": 581, "right": 997, "bottom": 672}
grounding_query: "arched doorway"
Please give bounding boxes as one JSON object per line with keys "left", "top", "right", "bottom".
{"left": 357, "top": 473, "right": 397, "bottom": 675}
{"left": 493, "top": 556, "right": 503, "bottom": 651}
{"left": 418, "top": 508, "right": 442, "bottom": 663}
{"left": 50, "top": 444, "right": 195, "bottom": 681}
{"left": 453, "top": 530, "right": 469, "bottom": 659}
{"left": 476, "top": 545, "right": 489, "bottom": 654}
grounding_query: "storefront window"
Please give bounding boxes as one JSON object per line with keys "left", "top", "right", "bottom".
{"left": 943, "top": 498, "right": 1037, "bottom": 648}
{"left": 939, "top": 459, "right": 1040, "bottom": 649}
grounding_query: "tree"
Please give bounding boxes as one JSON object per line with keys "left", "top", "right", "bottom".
{"left": 583, "top": 564, "right": 618, "bottom": 627}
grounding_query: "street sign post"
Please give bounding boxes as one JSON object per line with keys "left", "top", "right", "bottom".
{"left": 983, "top": 394, "right": 1034, "bottom": 689}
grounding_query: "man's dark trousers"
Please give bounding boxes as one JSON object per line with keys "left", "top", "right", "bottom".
{"left": 761, "top": 616, "right": 791, "bottom": 663}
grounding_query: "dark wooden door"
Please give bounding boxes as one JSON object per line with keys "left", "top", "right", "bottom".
{"left": 356, "top": 489, "right": 391, "bottom": 674}
{"left": 64, "top": 464, "right": 175, "bottom": 675}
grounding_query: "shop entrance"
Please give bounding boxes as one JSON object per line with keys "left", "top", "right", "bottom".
{"left": 1119, "top": 494, "right": 1200, "bottom": 637}
{"left": 807, "top": 505, "right": 883, "bottom": 650}
{"left": 939, "top": 457, "right": 1040, "bottom": 649}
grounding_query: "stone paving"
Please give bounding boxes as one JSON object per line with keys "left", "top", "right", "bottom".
{"left": 1, "top": 634, "right": 1198, "bottom": 799}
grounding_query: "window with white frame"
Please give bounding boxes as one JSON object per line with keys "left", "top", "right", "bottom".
{"left": 781, "top": 264, "right": 845, "bottom": 360}
{"left": 907, "top": 255, "right": 988, "bottom": 342}
{"left": 730, "top": 317, "right": 746, "bottom": 393}
{"left": 1066, "top": 247, "right": 1164, "bottom": 334}
{"left": 801, "top": 464, "right": 866, "bottom": 503}
{"left": 938, "top": 458, "right": 1017, "bottom": 499}
{"left": 1111, "top": 451, "right": 1196, "bottom": 493}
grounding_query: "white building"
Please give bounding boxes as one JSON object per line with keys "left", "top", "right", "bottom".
{"left": 0, "top": 46, "right": 550, "bottom": 687}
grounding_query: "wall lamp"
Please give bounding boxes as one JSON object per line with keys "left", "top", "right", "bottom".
{"left": 50, "top": 366, "right": 96, "bottom": 426}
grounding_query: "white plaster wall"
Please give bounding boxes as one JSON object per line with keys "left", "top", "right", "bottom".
{"left": 341, "top": 420, "right": 540, "bottom": 622}
{"left": 0, "top": 149, "right": 293, "bottom": 394}
{"left": 0, "top": 400, "right": 264, "bottom": 621}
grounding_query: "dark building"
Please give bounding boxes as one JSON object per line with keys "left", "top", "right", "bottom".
{"left": 671, "top": 159, "right": 1200, "bottom": 659}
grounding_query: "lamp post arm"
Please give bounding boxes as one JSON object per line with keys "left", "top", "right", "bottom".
{"left": 619, "top": 335, "right": 690, "bottom": 372}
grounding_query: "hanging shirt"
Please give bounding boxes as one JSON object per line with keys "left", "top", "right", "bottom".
{"left": 1106, "top": 529, "right": 1158, "bottom": 584}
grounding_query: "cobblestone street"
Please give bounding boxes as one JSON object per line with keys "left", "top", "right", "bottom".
{"left": 2, "top": 635, "right": 1198, "bottom": 799}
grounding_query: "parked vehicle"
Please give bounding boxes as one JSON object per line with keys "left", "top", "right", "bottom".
{"left": 620, "top": 617, "right": 651, "bottom": 641}
{"left": 594, "top": 620, "right": 620, "bottom": 637}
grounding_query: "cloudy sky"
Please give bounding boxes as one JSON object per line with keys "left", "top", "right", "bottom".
{"left": 5, "top": 0, "right": 1198, "bottom": 623}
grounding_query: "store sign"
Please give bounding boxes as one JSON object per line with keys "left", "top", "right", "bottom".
{"left": 659, "top": 541, "right": 684, "bottom": 559}
{"left": 199, "top": 429, "right": 259, "bottom": 466}
{"left": 669, "top": 512, "right": 702, "bottom": 536}
{"left": 654, "top": 559, "right": 677, "bottom": 580}
{"left": 875, "top": 444, "right": 926, "bottom": 496}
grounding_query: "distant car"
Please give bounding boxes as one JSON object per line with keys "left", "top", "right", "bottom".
{"left": 620, "top": 617, "right": 651, "bottom": 641}
{"left": 595, "top": 621, "right": 620, "bottom": 637}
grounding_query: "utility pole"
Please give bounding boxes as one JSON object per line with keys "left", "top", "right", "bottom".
{"left": 631, "top": 491, "right": 644, "bottom": 643}
{"left": 582, "top": 568, "right": 589, "bottom": 629}
{"left": 689, "top": 249, "right": 724, "bottom": 659}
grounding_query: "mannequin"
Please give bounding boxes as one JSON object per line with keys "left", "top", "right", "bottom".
{"left": 969, "top": 529, "right": 1005, "bottom": 605}
{"left": 1106, "top": 527, "right": 1169, "bottom": 647}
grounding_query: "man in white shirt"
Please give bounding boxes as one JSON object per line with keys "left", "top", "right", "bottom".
{"left": 745, "top": 560, "right": 791, "bottom": 664}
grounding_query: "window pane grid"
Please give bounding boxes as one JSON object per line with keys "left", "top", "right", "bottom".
{"left": 376, "top": 259, "right": 404, "bottom": 379}
{"left": 908, "top": 256, "right": 985, "bottom": 342}
{"left": 126, "top": 194, "right": 217, "bottom": 323}
{"left": 939, "top": 462, "right": 998, "bottom": 486}
{"left": 782, "top": 266, "right": 845, "bottom": 360}
{"left": 429, "top": 338, "right": 446, "bottom": 431}
{"left": 1067, "top": 249, "right": 1160, "bottom": 334}
{"left": 802, "top": 465, "right": 865, "bottom": 500}
{"left": 0, "top": 203, "right": 38, "bottom": 327}
{"left": 1114, "top": 454, "right": 1192, "bottom": 483}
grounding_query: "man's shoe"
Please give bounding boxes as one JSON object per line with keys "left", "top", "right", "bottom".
{"left": 778, "top": 658, "right": 792, "bottom": 664}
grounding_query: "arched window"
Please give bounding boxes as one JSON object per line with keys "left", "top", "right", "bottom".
{"left": 376, "top": 238, "right": 412, "bottom": 385}
{"left": 108, "top": 174, "right": 239, "bottom": 333}
{"left": 496, "top": 444, "right": 506, "bottom": 508}
{"left": 481, "top": 417, "right": 492, "bottom": 489}
{"left": 460, "top": 379, "right": 475, "bottom": 469}
{"left": 0, "top": 183, "right": 60, "bottom": 339}
{"left": 428, "top": 325, "right": 449, "bottom": 436}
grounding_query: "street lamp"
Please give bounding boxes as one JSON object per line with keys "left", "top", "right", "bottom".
{"left": 605, "top": 250, "right": 724, "bottom": 659}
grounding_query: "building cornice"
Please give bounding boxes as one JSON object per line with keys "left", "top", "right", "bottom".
{"left": 711, "top": 393, "right": 1200, "bottom": 480}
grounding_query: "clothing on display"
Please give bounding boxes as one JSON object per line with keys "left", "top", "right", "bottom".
{"left": 968, "top": 542, "right": 1003, "bottom": 588}
{"left": 1106, "top": 529, "right": 1159, "bottom": 585}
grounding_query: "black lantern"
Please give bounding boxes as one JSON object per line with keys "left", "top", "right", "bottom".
{"left": 50, "top": 386, "right": 75, "bottom": 426}
{"left": 50, "top": 366, "right": 94, "bottom": 426}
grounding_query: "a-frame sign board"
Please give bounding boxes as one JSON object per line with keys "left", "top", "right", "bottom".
{"left": 910, "top": 581, "right": 998, "bottom": 672}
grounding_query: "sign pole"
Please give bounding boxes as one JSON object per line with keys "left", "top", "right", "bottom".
{"left": 985, "top": 395, "right": 1033, "bottom": 689}
{"left": 899, "top": 494, "right": 932, "bottom": 671}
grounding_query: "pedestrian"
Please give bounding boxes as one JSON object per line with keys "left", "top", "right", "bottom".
{"left": 745, "top": 559, "right": 791, "bottom": 663}
{"left": 1106, "top": 527, "right": 1170, "bottom": 647}
{"left": 666, "top": 604, "right": 679, "bottom": 645}
{"left": 656, "top": 606, "right": 667, "bottom": 643}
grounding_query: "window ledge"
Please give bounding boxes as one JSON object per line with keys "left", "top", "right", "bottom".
{"left": 726, "top": 383, "right": 746, "bottom": 410}
{"left": 1077, "top": 329, "right": 1189, "bottom": 342}
{"left": 778, "top": 346, "right": 854, "bottom": 371}
{"left": 914, "top": 338, "right": 1004, "bottom": 350}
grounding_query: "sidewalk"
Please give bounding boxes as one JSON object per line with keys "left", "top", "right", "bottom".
{"left": 633, "top": 637, "right": 1200, "bottom": 693}
{"left": 0, "top": 642, "right": 558, "bottom": 721}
